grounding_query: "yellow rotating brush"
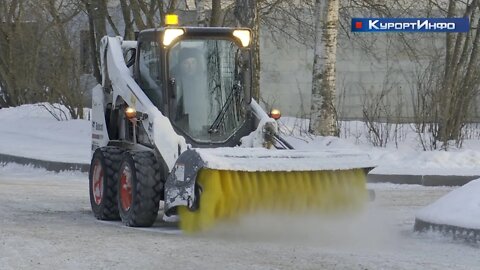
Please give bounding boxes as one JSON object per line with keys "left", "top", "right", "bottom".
{"left": 179, "top": 168, "right": 367, "bottom": 233}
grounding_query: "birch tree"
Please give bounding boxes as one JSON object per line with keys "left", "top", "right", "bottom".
{"left": 437, "top": 0, "right": 480, "bottom": 148}
{"left": 309, "top": 0, "right": 339, "bottom": 136}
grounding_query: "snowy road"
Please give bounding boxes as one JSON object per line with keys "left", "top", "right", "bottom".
{"left": 1, "top": 164, "right": 479, "bottom": 270}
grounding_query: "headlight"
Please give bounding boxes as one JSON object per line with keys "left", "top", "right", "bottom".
{"left": 163, "top": 28, "right": 184, "bottom": 46}
{"left": 233, "top": 30, "right": 251, "bottom": 47}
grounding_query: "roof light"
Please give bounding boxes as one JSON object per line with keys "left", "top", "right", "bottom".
{"left": 233, "top": 30, "right": 251, "bottom": 47}
{"left": 165, "top": 14, "right": 179, "bottom": 26}
{"left": 163, "top": 28, "right": 184, "bottom": 46}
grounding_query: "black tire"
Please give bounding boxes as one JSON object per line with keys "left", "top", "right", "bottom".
{"left": 89, "top": 146, "right": 123, "bottom": 220}
{"left": 118, "top": 151, "right": 163, "bottom": 227}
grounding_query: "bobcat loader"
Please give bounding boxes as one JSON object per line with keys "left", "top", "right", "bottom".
{"left": 89, "top": 15, "right": 374, "bottom": 233}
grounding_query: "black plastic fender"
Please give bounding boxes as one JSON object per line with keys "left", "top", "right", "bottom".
{"left": 164, "top": 149, "right": 206, "bottom": 216}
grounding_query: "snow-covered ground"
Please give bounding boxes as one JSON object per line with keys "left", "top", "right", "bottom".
{"left": 1, "top": 163, "right": 479, "bottom": 270}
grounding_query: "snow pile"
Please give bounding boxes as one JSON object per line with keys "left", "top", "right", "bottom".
{"left": 0, "top": 103, "right": 90, "bottom": 163}
{"left": 416, "top": 178, "right": 480, "bottom": 229}
{"left": 370, "top": 149, "right": 480, "bottom": 176}
{"left": 279, "top": 117, "right": 480, "bottom": 176}
{"left": 240, "top": 117, "right": 277, "bottom": 148}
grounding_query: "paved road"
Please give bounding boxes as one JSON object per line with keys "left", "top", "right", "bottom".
{"left": 1, "top": 166, "right": 479, "bottom": 270}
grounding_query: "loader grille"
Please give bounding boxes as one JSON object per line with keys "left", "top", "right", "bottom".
{"left": 178, "top": 168, "right": 367, "bottom": 233}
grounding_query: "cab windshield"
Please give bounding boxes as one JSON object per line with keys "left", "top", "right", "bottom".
{"left": 168, "top": 39, "right": 250, "bottom": 143}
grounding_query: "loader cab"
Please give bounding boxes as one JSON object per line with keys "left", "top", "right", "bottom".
{"left": 135, "top": 27, "right": 254, "bottom": 147}
{"left": 135, "top": 30, "right": 165, "bottom": 111}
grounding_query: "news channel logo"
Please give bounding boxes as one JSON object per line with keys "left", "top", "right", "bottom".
{"left": 351, "top": 18, "right": 469, "bottom": 33}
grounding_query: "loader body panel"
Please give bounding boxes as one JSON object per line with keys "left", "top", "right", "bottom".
{"left": 91, "top": 85, "right": 110, "bottom": 152}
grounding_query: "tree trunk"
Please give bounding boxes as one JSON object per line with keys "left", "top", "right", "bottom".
{"left": 436, "top": 1, "right": 480, "bottom": 147}
{"left": 309, "top": 0, "right": 339, "bottom": 136}
{"left": 92, "top": 0, "right": 108, "bottom": 43}
{"left": 0, "top": 1, "right": 40, "bottom": 106}
{"left": 84, "top": 1, "right": 102, "bottom": 84}
{"left": 438, "top": 0, "right": 457, "bottom": 144}
{"left": 129, "top": 0, "right": 147, "bottom": 30}
{"left": 119, "top": 0, "right": 134, "bottom": 40}
{"left": 166, "top": 0, "right": 177, "bottom": 13}
{"left": 444, "top": 0, "right": 457, "bottom": 77}
{"left": 252, "top": 5, "right": 260, "bottom": 100}
{"left": 0, "top": 75, "right": 8, "bottom": 107}
{"left": 210, "top": 0, "right": 222, "bottom": 27}
{"left": 234, "top": 0, "right": 260, "bottom": 100}
{"left": 146, "top": 0, "right": 157, "bottom": 28}
{"left": 196, "top": 0, "right": 206, "bottom": 26}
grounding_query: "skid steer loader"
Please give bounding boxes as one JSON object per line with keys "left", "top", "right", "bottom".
{"left": 89, "top": 15, "right": 374, "bottom": 233}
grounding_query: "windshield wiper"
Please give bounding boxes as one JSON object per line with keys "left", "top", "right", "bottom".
{"left": 208, "top": 83, "right": 240, "bottom": 134}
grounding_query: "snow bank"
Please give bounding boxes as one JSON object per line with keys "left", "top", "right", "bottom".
{"left": 415, "top": 178, "right": 480, "bottom": 229}
{"left": 279, "top": 117, "right": 480, "bottom": 176}
{"left": 0, "top": 103, "right": 90, "bottom": 163}
{"left": 369, "top": 149, "right": 480, "bottom": 176}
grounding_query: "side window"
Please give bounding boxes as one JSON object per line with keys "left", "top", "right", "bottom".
{"left": 138, "top": 41, "right": 162, "bottom": 108}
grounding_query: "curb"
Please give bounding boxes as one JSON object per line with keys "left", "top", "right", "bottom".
{"left": 368, "top": 174, "right": 479, "bottom": 186}
{"left": 0, "top": 153, "right": 90, "bottom": 173}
